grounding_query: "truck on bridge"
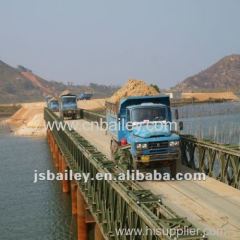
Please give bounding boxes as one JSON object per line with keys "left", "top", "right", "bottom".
{"left": 59, "top": 93, "right": 78, "bottom": 119}
{"left": 47, "top": 98, "right": 59, "bottom": 112}
{"left": 77, "top": 92, "right": 93, "bottom": 100}
{"left": 106, "top": 95, "right": 181, "bottom": 174}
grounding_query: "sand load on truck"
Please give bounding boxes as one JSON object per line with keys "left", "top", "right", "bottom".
{"left": 108, "top": 79, "right": 159, "bottom": 104}
{"left": 59, "top": 89, "right": 72, "bottom": 97}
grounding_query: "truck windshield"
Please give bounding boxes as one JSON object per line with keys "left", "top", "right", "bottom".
{"left": 51, "top": 101, "right": 59, "bottom": 107}
{"left": 62, "top": 97, "right": 76, "bottom": 104}
{"left": 131, "top": 107, "right": 167, "bottom": 122}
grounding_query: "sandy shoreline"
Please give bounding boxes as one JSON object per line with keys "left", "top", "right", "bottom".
{"left": 6, "top": 102, "right": 46, "bottom": 137}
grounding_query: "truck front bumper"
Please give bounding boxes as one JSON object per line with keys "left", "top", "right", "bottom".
{"left": 136, "top": 152, "right": 180, "bottom": 163}
{"left": 63, "top": 110, "right": 77, "bottom": 117}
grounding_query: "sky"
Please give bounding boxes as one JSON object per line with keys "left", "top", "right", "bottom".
{"left": 0, "top": 0, "right": 240, "bottom": 88}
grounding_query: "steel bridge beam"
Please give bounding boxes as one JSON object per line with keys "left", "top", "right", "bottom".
{"left": 44, "top": 108, "right": 206, "bottom": 240}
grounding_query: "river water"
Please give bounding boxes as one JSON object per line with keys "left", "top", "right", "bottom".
{"left": 0, "top": 128, "right": 76, "bottom": 240}
{"left": 173, "top": 102, "right": 240, "bottom": 146}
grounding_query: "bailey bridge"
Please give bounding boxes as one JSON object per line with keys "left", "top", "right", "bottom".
{"left": 44, "top": 108, "right": 240, "bottom": 240}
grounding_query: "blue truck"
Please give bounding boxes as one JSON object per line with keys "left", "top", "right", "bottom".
{"left": 106, "top": 95, "right": 181, "bottom": 175}
{"left": 59, "top": 93, "right": 78, "bottom": 119}
{"left": 78, "top": 93, "right": 93, "bottom": 100}
{"left": 47, "top": 98, "right": 59, "bottom": 112}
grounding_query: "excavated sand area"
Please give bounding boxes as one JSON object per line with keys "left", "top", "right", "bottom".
{"left": 77, "top": 98, "right": 106, "bottom": 111}
{"left": 182, "top": 92, "right": 239, "bottom": 101}
{"left": 7, "top": 102, "right": 46, "bottom": 137}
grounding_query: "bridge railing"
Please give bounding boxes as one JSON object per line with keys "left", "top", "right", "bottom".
{"left": 80, "top": 109, "right": 105, "bottom": 124}
{"left": 44, "top": 108, "right": 206, "bottom": 240}
{"left": 80, "top": 109, "right": 240, "bottom": 190}
{"left": 181, "top": 135, "right": 240, "bottom": 189}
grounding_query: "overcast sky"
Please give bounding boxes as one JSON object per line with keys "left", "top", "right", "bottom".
{"left": 0, "top": 0, "right": 240, "bottom": 88}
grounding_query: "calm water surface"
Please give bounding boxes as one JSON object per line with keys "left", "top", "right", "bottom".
{"left": 0, "top": 130, "right": 76, "bottom": 240}
{"left": 173, "top": 102, "right": 240, "bottom": 145}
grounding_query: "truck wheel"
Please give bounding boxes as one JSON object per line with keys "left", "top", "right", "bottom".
{"left": 170, "top": 160, "right": 177, "bottom": 178}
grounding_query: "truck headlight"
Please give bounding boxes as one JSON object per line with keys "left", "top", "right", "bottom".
{"left": 136, "top": 143, "right": 148, "bottom": 150}
{"left": 136, "top": 143, "right": 142, "bottom": 149}
{"left": 169, "top": 141, "right": 179, "bottom": 147}
{"left": 142, "top": 143, "right": 148, "bottom": 149}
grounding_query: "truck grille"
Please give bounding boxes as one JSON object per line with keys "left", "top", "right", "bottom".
{"left": 148, "top": 141, "right": 168, "bottom": 150}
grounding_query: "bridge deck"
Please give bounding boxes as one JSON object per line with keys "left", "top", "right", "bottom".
{"left": 67, "top": 119, "right": 240, "bottom": 240}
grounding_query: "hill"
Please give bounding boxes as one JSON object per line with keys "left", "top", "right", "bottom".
{"left": 175, "top": 55, "right": 240, "bottom": 92}
{"left": 0, "top": 60, "right": 118, "bottom": 103}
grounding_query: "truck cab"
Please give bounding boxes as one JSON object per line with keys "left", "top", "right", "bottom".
{"left": 47, "top": 98, "right": 59, "bottom": 112}
{"left": 59, "top": 94, "right": 78, "bottom": 119}
{"left": 106, "top": 96, "right": 180, "bottom": 174}
{"left": 78, "top": 93, "right": 93, "bottom": 100}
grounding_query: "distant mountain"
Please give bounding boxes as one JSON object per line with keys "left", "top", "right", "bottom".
{"left": 0, "top": 60, "right": 118, "bottom": 103}
{"left": 175, "top": 55, "right": 240, "bottom": 92}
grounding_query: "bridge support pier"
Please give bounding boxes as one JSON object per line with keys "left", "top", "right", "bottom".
{"left": 57, "top": 151, "right": 62, "bottom": 172}
{"left": 95, "top": 223, "right": 104, "bottom": 240}
{"left": 58, "top": 152, "right": 63, "bottom": 173}
{"left": 55, "top": 145, "right": 59, "bottom": 170}
{"left": 47, "top": 129, "right": 102, "bottom": 240}
{"left": 53, "top": 142, "right": 57, "bottom": 161}
{"left": 77, "top": 188, "right": 87, "bottom": 240}
{"left": 71, "top": 181, "right": 77, "bottom": 215}
{"left": 61, "top": 157, "right": 70, "bottom": 193}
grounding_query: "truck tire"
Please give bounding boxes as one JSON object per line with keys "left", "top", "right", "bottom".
{"left": 170, "top": 160, "right": 177, "bottom": 178}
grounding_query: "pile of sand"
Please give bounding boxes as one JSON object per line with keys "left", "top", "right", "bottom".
{"left": 77, "top": 98, "right": 106, "bottom": 111}
{"left": 59, "top": 89, "right": 72, "bottom": 97}
{"left": 108, "top": 79, "right": 159, "bottom": 104}
{"left": 182, "top": 92, "right": 239, "bottom": 101}
{"left": 7, "top": 102, "right": 46, "bottom": 136}
{"left": 75, "top": 80, "right": 159, "bottom": 111}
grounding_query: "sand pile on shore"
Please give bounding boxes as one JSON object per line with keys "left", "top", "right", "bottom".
{"left": 108, "top": 79, "right": 159, "bottom": 103}
{"left": 7, "top": 102, "right": 46, "bottom": 136}
{"left": 77, "top": 98, "right": 106, "bottom": 111}
{"left": 182, "top": 92, "right": 239, "bottom": 101}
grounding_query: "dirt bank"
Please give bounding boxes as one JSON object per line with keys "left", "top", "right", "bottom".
{"left": 182, "top": 92, "right": 238, "bottom": 101}
{"left": 77, "top": 98, "right": 106, "bottom": 111}
{"left": 7, "top": 102, "right": 46, "bottom": 137}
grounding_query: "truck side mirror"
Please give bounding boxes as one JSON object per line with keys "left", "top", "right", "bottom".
{"left": 179, "top": 121, "right": 183, "bottom": 131}
{"left": 175, "top": 109, "right": 179, "bottom": 120}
